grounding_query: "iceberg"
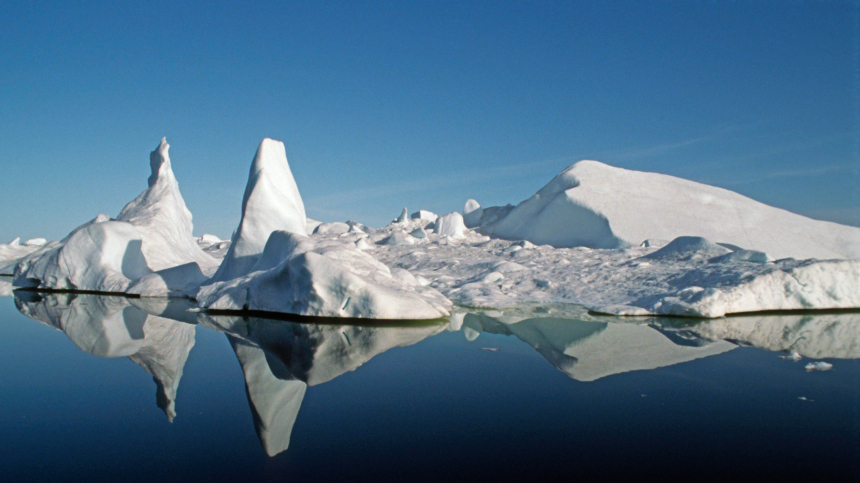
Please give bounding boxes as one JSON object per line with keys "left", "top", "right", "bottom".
{"left": 13, "top": 215, "right": 152, "bottom": 293}
{"left": 197, "top": 231, "right": 451, "bottom": 319}
{"left": 7, "top": 139, "right": 860, "bottom": 319}
{"left": 474, "top": 160, "right": 860, "bottom": 260}
{"left": 12, "top": 138, "right": 217, "bottom": 296}
{"left": 116, "top": 138, "right": 218, "bottom": 273}
{"left": 210, "top": 138, "right": 307, "bottom": 283}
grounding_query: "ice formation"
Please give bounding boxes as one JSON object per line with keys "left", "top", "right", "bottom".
{"left": 369, "top": 228, "right": 860, "bottom": 317}
{"left": 5, "top": 139, "right": 860, "bottom": 320}
{"left": 411, "top": 210, "right": 438, "bottom": 222}
{"left": 0, "top": 238, "right": 46, "bottom": 275}
{"left": 433, "top": 212, "right": 468, "bottom": 239}
{"left": 197, "top": 231, "right": 451, "bottom": 319}
{"left": 11, "top": 138, "right": 218, "bottom": 296}
{"left": 462, "top": 199, "right": 483, "bottom": 228}
{"left": 13, "top": 215, "right": 152, "bottom": 293}
{"left": 472, "top": 160, "right": 860, "bottom": 259}
{"left": 116, "top": 138, "right": 218, "bottom": 273}
{"left": 210, "top": 139, "right": 307, "bottom": 283}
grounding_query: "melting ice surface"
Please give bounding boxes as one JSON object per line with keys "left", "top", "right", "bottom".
{"left": 1, "top": 291, "right": 859, "bottom": 481}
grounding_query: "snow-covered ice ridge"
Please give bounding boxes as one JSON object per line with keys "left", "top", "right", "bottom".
{"left": 1, "top": 138, "right": 858, "bottom": 319}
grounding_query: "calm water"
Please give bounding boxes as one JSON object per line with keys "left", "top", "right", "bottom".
{"left": 1, "top": 290, "right": 858, "bottom": 481}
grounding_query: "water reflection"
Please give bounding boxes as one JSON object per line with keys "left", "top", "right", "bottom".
{"left": 8, "top": 291, "right": 860, "bottom": 458}
{"left": 200, "top": 314, "right": 446, "bottom": 456}
{"left": 448, "top": 306, "right": 735, "bottom": 381}
{"left": 654, "top": 312, "right": 860, "bottom": 359}
{"left": 14, "top": 292, "right": 196, "bottom": 421}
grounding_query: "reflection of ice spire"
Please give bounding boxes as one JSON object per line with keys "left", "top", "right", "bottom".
{"left": 230, "top": 337, "right": 307, "bottom": 457}
{"left": 202, "top": 313, "right": 445, "bottom": 457}
{"left": 128, "top": 316, "right": 197, "bottom": 422}
{"left": 14, "top": 293, "right": 196, "bottom": 421}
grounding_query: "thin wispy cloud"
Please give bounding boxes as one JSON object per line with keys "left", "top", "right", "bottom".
{"left": 594, "top": 123, "right": 763, "bottom": 164}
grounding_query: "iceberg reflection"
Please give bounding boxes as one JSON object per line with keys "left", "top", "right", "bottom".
{"left": 200, "top": 314, "right": 446, "bottom": 456}
{"left": 451, "top": 306, "right": 736, "bottom": 381}
{"left": 13, "top": 291, "right": 197, "bottom": 421}
{"left": 9, "top": 291, "right": 860, "bottom": 459}
{"left": 655, "top": 312, "right": 860, "bottom": 360}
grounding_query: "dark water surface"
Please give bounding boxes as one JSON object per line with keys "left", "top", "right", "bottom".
{"left": 0, "top": 292, "right": 858, "bottom": 482}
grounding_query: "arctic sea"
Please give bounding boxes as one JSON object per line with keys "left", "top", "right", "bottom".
{"left": 0, "top": 292, "right": 858, "bottom": 482}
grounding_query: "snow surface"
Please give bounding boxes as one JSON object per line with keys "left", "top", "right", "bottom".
{"left": 472, "top": 160, "right": 860, "bottom": 259}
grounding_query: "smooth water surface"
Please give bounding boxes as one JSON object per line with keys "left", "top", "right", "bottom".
{"left": 0, "top": 291, "right": 858, "bottom": 481}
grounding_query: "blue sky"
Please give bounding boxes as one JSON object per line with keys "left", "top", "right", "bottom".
{"left": 1, "top": 0, "right": 857, "bottom": 241}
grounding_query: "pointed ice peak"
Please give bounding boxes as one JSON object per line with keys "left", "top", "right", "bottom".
{"left": 148, "top": 137, "right": 172, "bottom": 188}
{"left": 209, "top": 138, "right": 307, "bottom": 282}
{"left": 116, "top": 138, "right": 217, "bottom": 272}
{"left": 395, "top": 207, "right": 408, "bottom": 223}
{"left": 250, "top": 138, "right": 288, "bottom": 175}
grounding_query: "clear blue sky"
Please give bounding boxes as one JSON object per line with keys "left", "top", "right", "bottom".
{"left": 1, "top": 0, "right": 857, "bottom": 241}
